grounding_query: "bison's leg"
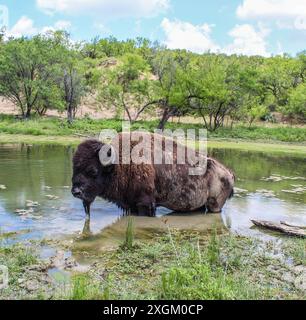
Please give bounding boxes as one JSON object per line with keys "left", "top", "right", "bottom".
{"left": 137, "top": 204, "right": 156, "bottom": 217}
{"left": 128, "top": 205, "right": 138, "bottom": 216}
{"left": 82, "top": 218, "right": 92, "bottom": 236}
{"left": 136, "top": 194, "right": 156, "bottom": 217}
{"left": 83, "top": 200, "right": 91, "bottom": 221}
{"left": 198, "top": 204, "right": 207, "bottom": 213}
{"left": 206, "top": 197, "right": 222, "bottom": 213}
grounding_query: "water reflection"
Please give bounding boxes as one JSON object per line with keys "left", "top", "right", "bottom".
{"left": 0, "top": 144, "right": 305, "bottom": 242}
{"left": 73, "top": 213, "right": 225, "bottom": 258}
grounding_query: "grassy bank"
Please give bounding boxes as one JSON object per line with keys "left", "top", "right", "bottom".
{"left": 1, "top": 133, "right": 306, "bottom": 158}
{"left": 0, "top": 114, "right": 305, "bottom": 142}
{"left": 0, "top": 229, "right": 305, "bottom": 300}
{"left": 207, "top": 140, "right": 306, "bottom": 156}
{"left": 0, "top": 133, "right": 82, "bottom": 146}
{"left": 0, "top": 114, "right": 306, "bottom": 156}
{"left": 73, "top": 230, "right": 305, "bottom": 300}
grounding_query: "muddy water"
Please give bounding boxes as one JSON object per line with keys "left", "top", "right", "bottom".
{"left": 0, "top": 144, "right": 305, "bottom": 246}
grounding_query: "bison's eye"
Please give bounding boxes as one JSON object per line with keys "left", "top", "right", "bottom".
{"left": 86, "top": 167, "right": 98, "bottom": 178}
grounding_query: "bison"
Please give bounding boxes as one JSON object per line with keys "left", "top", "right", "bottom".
{"left": 71, "top": 132, "right": 234, "bottom": 218}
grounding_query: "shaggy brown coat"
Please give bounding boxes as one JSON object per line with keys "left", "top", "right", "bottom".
{"left": 71, "top": 132, "right": 234, "bottom": 216}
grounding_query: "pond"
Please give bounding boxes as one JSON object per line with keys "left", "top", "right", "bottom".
{"left": 0, "top": 143, "right": 305, "bottom": 246}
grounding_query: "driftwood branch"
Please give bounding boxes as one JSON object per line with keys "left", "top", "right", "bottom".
{"left": 280, "top": 221, "right": 306, "bottom": 229}
{"left": 251, "top": 220, "right": 306, "bottom": 238}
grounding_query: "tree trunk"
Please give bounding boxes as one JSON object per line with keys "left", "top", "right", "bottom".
{"left": 209, "top": 114, "right": 213, "bottom": 131}
{"left": 248, "top": 118, "right": 254, "bottom": 128}
{"left": 36, "top": 106, "right": 47, "bottom": 116}
{"left": 25, "top": 107, "right": 31, "bottom": 119}
{"left": 157, "top": 108, "right": 172, "bottom": 131}
{"left": 199, "top": 110, "right": 209, "bottom": 130}
{"left": 67, "top": 105, "right": 74, "bottom": 124}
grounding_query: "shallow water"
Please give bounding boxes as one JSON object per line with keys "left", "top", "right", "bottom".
{"left": 0, "top": 144, "right": 305, "bottom": 245}
{"left": 209, "top": 148, "right": 306, "bottom": 238}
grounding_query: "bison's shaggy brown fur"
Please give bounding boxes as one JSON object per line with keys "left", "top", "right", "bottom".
{"left": 72, "top": 132, "right": 234, "bottom": 216}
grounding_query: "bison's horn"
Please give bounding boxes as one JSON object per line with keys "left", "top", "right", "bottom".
{"left": 99, "top": 144, "right": 116, "bottom": 167}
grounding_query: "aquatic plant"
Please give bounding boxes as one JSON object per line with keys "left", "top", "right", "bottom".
{"left": 123, "top": 217, "right": 134, "bottom": 250}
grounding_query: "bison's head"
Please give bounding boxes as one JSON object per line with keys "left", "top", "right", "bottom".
{"left": 71, "top": 140, "right": 117, "bottom": 210}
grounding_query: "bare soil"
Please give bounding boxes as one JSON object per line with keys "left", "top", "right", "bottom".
{"left": 0, "top": 96, "right": 115, "bottom": 120}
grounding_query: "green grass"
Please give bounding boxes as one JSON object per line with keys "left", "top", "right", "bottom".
{"left": 283, "top": 239, "right": 306, "bottom": 265}
{"left": 0, "top": 114, "right": 305, "bottom": 143}
{"left": 159, "top": 231, "right": 261, "bottom": 300}
{"left": 74, "top": 230, "right": 304, "bottom": 300}
{"left": 69, "top": 274, "right": 111, "bottom": 300}
{"left": 0, "top": 133, "right": 82, "bottom": 146}
{"left": 208, "top": 125, "right": 306, "bottom": 143}
{"left": 0, "top": 114, "right": 126, "bottom": 137}
{"left": 0, "top": 231, "right": 304, "bottom": 300}
{"left": 206, "top": 140, "right": 306, "bottom": 157}
{"left": 0, "top": 114, "right": 305, "bottom": 156}
{"left": 0, "top": 245, "right": 37, "bottom": 279}
{"left": 0, "top": 244, "right": 39, "bottom": 297}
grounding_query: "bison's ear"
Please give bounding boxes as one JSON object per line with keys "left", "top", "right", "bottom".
{"left": 98, "top": 144, "right": 116, "bottom": 167}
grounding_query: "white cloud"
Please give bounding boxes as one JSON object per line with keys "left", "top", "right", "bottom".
{"left": 36, "top": 0, "right": 169, "bottom": 18}
{"left": 161, "top": 18, "right": 220, "bottom": 53}
{"left": 54, "top": 20, "right": 72, "bottom": 30}
{"left": 161, "top": 18, "right": 270, "bottom": 56}
{"left": 224, "top": 24, "right": 270, "bottom": 57}
{"left": 8, "top": 16, "right": 38, "bottom": 38}
{"left": 41, "top": 20, "right": 72, "bottom": 33}
{"left": 7, "top": 17, "right": 72, "bottom": 38}
{"left": 237, "top": 0, "right": 306, "bottom": 30}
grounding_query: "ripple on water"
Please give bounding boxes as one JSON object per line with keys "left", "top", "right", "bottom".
{"left": 0, "top": 144, "right": 305, "bottom": 246}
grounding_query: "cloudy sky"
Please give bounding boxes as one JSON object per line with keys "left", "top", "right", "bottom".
{"left": 1, "top": 0, "right": 306, "bottom": 56}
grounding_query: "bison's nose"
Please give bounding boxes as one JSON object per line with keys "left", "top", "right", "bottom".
{"left": 72, "top": 187, "right": 83, "bottom": 198}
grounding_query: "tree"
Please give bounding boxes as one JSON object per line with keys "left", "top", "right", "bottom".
{"left": 296, "top": 52, "right": 306, "bottom": 83}
{"left": 98, "top": 53, "right": 157, "bottom": 122}
{"left": 247, "top": 104, "right": 267, "bottom": 127}
{"left": 181, "top": 55, "right": 239, "bottom": 131}
{"left": 62, "top": 59, "right": 86, "bottom": 123}
{"left": 286, "top": 83, "right": 306, "bottom": 121}
{"left": 1, "top": 33, "right": 305, "bottom": 126}
{"left": 0, "top": 35, "right": 63, "bottom": 118}
{"left": 52, "top": 34, "right": 88, "bottom": 123}
{"left": 82, "top": 36, "right": 102, "bottom": 60}
{"left": 151, "top": 50, "right": 189, "bottom": 130}
{"left": 258, "top": 55, "right": 299, "bottom": 108}
{"left": 35, "top": 83, "right": 64, "bottom": 116}
{"left": 47, "top": 32, "right": 88, "bottom": 122}
{"left": 82, "top": 36, "right": 137, "bottom": 59}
